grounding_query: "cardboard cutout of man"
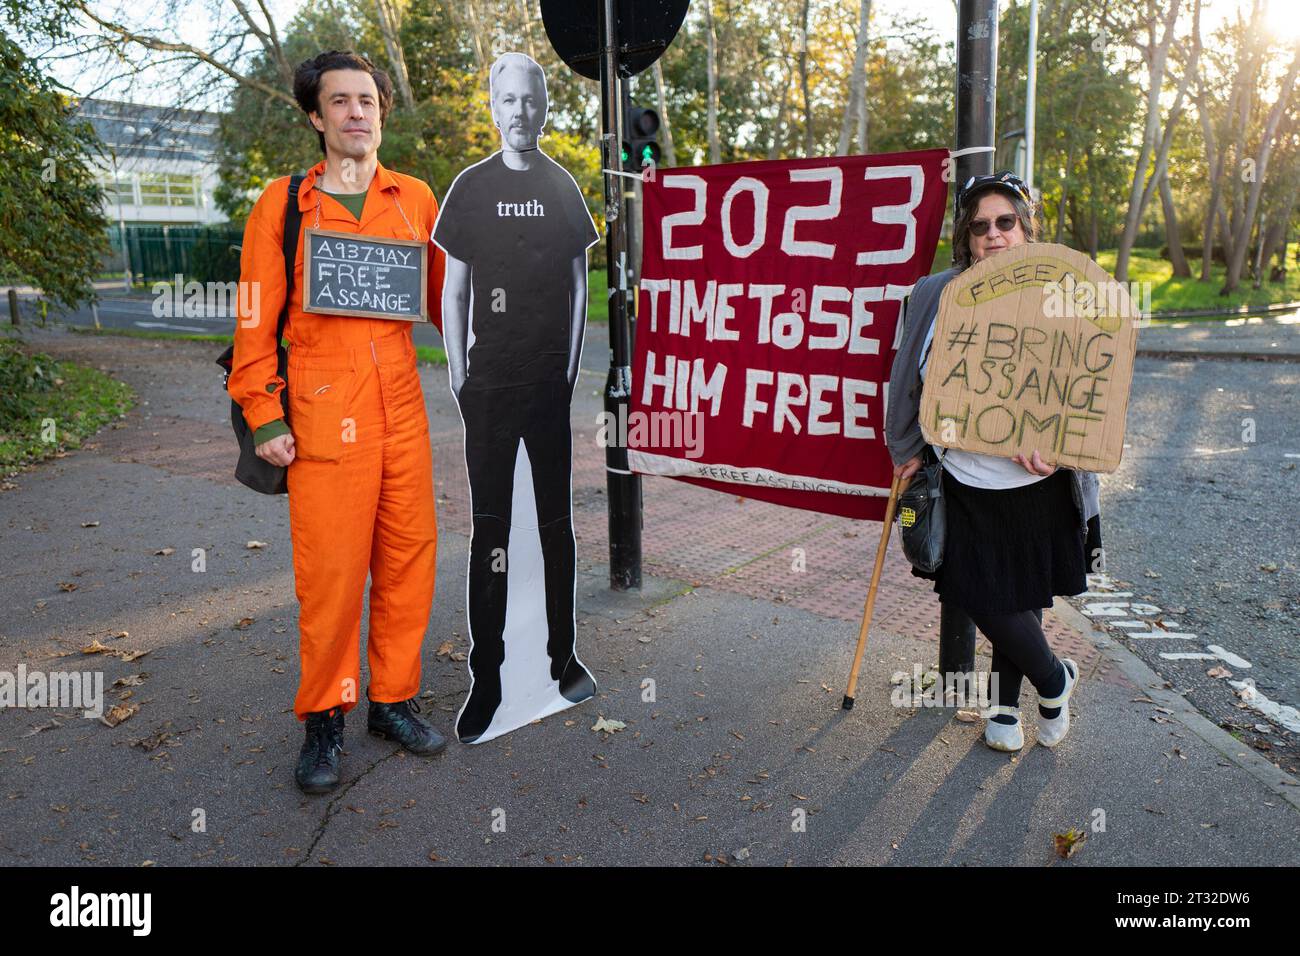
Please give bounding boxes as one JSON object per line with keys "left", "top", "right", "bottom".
{"left": 434, "top": 52, "right": 599, "bottom": 744}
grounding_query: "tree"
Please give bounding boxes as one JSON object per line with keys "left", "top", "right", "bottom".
{"left": 1113, "top": 0, "right": 1200, "bottom": 284}
{"left": 836, "top": 0, "right": 871, "bottom": 155}
{"left": 0, "top": 31, "right": 107, "bottom": 308}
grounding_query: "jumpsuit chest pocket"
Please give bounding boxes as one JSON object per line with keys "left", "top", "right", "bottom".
{"left": 287, "top": 367, "right": 357, "bottom": 462}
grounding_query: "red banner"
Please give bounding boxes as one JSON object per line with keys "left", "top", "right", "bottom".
{"left": 628, "top": 149, "right": 949, "bottom": 520}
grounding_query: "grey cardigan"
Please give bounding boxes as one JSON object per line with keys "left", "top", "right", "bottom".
{"left": 884, "top": 267, "right": 1101, "bottom": 529}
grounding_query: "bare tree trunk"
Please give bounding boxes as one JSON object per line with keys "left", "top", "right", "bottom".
{"left": 461, "top": 1, "right": 489, "bottom": 73}
{"left": 705, "top": 1, "right": 721, "bottom": 164}
{"left": 767, "top": 63, "right": 792, "bottom": 160}
{"left": 1251, "top": 213, "right": 1268, "bottom": 288}
{"left": 836, "top": 0, "right": 871, "bottom": 155}
{"left": 799, "top": 0, "right": 814, "bottom": 156}
{"left": 652, "top": 60, "right": 677, "bottom": 167}
{"left": 1159, "top": 172, "right": 1191, "bottom": 277}
{"left": 1195, "top": 69, "right": 1224, "bottom": 281}
{"left": 1223, "top": 45, "right": 1300, "bottom": 291}
{"left": 1223, "top": 2, "right": 1267, "bottom": 271}
{"left": 518, "top": 0, "right": 539, "bottom": 62}
{"left": 1115, "top": 0, "right": 1192, "bottom": 284}
{"left": 374, "top": 0, "right": 414, "bottom": 109}
{"left": 1260, "top": 185, "right": 1297, "bottom": 280}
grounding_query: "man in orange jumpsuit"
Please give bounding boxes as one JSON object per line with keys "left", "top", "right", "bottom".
{"left": 228, "top": 50, "right": 448, "bottom": 794}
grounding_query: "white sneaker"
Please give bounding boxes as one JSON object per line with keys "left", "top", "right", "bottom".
{"left": 983, "top": 706, "right": 1024, "bottom": 751}
{"left": 1037, "top": 659, "right": 1078, "bottom": 748}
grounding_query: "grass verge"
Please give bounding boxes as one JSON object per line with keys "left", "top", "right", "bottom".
{"left": 0, "top": 336, "right": 135, "bottom": 471}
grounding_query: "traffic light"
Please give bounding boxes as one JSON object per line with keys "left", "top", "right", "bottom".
{"left": 623, "top": 106, "right": 661, "bottom": 172}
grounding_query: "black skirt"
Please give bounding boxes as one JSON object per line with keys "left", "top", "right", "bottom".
{"left": 913, "top": 467, "right": 1087, "bottom": 615}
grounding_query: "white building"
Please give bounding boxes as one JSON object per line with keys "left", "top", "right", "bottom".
{"left": 76, "top": 98, "right": 227, "bottom": 226}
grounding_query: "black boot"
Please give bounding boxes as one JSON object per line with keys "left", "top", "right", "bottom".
{"left": 295, "top": 707, "right": 344, "bottom": 795}
{"left": 367, "top": 696, "right": 447, "bottom": 756}
{"left": 558, "top": 655, "right": 596, "bottom": 703}
{"left": 456, "top": 665, "right": 502, "bottom": 744}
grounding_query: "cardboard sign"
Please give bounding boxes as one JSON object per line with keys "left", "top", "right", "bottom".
{"left": 919, "top": 243, "right": 1140, "bottom": 472}
{"left": 302, "top": 227, "right": 427, "bottom": 321}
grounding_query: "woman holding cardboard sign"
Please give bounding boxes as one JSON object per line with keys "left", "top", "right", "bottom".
{"left": 885, "top": 172, "right": 1101, "bottom": 753}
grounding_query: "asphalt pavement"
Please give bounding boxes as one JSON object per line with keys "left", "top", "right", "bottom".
{"left": 0, "top": 321, "right": 1296, "bottom": 866}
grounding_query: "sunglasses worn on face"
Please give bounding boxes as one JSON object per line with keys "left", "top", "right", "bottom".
{"left": 969, "top": 214, "right": 1020, "bottom": 237}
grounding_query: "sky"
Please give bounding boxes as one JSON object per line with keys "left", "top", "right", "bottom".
{"left": 33, "top": 0, "right": 1292, "bottom": 111}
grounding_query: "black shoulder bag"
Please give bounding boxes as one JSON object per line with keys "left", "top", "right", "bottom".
{"left": 896, "top": 445, "right": 946, "bottom": 574}
{"left": 895, "top": 321, "right": 946, "bottom": 573}
{"left": 216, "top": 174, "right": 304, "bottom": 495}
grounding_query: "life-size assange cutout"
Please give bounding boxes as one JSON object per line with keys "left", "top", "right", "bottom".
{"left": 433, "top": 52, "right": 600, "bottom": 744}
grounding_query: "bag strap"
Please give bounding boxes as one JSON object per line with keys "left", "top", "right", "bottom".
{"left": 276, "top": 174, "right": 306, "bottom": 344}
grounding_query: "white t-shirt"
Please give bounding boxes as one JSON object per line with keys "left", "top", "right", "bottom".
{"left": 918, "top": 318, "right": 1047, "bottom": 491}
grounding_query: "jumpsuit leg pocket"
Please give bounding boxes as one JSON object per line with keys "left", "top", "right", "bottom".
{"left": 287, "top": 367, "right": 356, "bottom": 462}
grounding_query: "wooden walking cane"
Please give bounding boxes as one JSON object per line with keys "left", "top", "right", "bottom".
{"left": 841, "top": 473, "right": 910, "bottom": 710}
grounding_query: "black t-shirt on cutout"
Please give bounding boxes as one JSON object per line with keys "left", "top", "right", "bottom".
{"left": 434, "top": 151, "right": 599, "bottom": 385}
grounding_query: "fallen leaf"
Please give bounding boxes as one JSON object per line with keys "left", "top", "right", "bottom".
{"left": 58, "top": 582, "right": 77, "bottom": 592}
{"left": 118, "top": 650, "right": 150, "bottom": 662}
{"left": 81, "top": 639, "right": 114, "bottom": 655}
{"left": 954, "top": 710, "right": 980, "bottom": 723}
{"left": 1206, "top": 666, "right": 1232, "bottom": 679}
{"left": 21, "top": 718, "right": 61, "bottom": 737}
{"left": 435, "top": 640, "right": 453, "bottom": 656}
{"left": 1053, "top": 828, "right": 1086, "bottom": 859}
{"left": 81, "top": 521, "right": 99, "bottom": 528}
{"left": 591, "top": 717, "right": 626, "bottom": 734}
{"left": 154, "top": 547, "right": 175, "bottom": 556}
{"left": 246, "top": 540, "right": 268, "bottom": 550}
{"left": 132, "top": 731, "right": 171, "bottom": 752}
{"left": 233, "top": 617, "right": 255, "bottom": 630}
{"left": 100, "top": 703, "right": 139, "bottom": 727}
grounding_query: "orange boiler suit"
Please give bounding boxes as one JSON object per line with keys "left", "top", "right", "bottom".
{"left": 228, "top": 160, "right": 447, "bottom": 719}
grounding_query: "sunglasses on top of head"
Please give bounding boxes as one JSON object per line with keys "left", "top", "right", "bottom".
{"left": 969, "top": 214, "right": 1020, "bottom": 237}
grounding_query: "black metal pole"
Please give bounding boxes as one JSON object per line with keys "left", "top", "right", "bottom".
{"left": 600, "top": 0, "right": 643, "bottom": 590}
{"left": 942, "top": 0, "right": 999, "bottom": 677}
{"left": 955, "top": 0, "right": 998, "bottom": 200}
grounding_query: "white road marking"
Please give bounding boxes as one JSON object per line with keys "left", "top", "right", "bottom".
{"left": 134, "top": 321, "right": 208, "bottom": 333}
{"left": 1206, "top": 645, "right": 1253, "bottom": 669}
{"left": 1160, "top": 646, "right": 1251, "bottom": 668}
{"left": 1229, "top": 680, "right": 1300, "bottom": 734}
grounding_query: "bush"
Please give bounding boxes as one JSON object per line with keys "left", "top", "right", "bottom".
{"left": 0, "top": 335, "right": 57, "bottom": 426}
{"left": 0, "top": 334, "right": 134, "bottom": 470}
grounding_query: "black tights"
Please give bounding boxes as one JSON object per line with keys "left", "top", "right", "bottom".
{"left": 966, "top": 607, "right": 1065, "bottom": 712}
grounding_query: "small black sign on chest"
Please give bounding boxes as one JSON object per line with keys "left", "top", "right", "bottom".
{"left": 302, "top": 228, "right": 427, "bottom": 322}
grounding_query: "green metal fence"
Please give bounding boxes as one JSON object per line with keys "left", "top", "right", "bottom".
{"left": 105, "top": 224, "right": 244, "bottom": 285}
